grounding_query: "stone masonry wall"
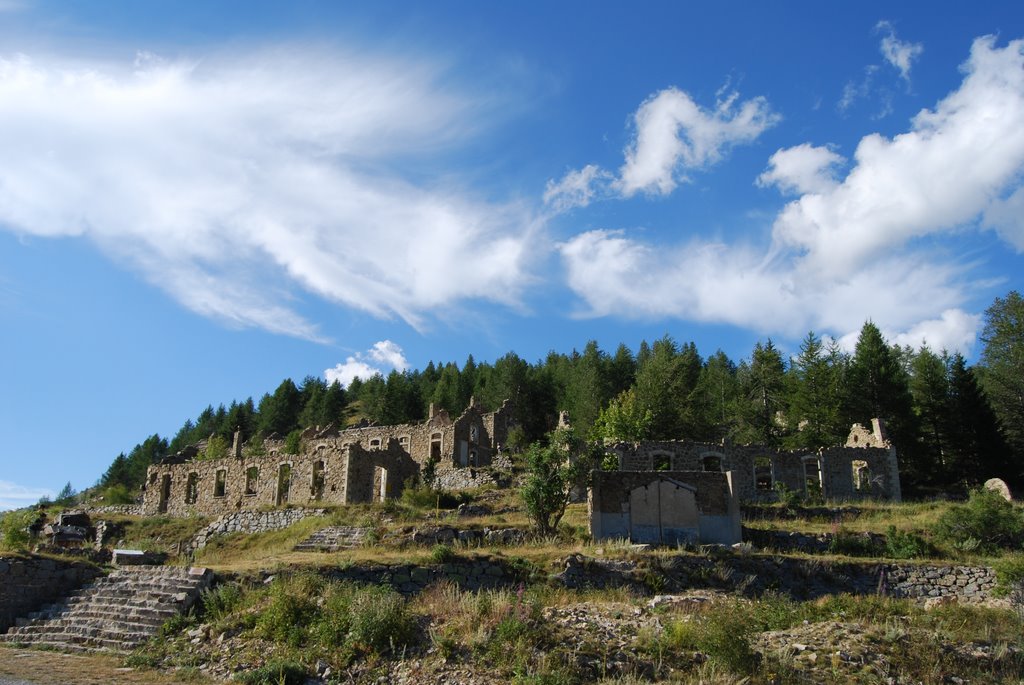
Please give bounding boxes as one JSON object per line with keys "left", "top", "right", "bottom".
{"left": 606, "top": 422, "right": 900, "bottom": 503}
{"left": 556, "top": 554, "right": 998, "bottom": 603}
{"left": 0, "top": 556, "right": 103, "bottom": 632}
{"left": 189, "top": 509, "right": 326, "bottom": 551}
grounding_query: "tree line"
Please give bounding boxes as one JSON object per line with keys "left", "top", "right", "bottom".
{"left": 99, "top": 291, "right": 1024, "bottom": 497}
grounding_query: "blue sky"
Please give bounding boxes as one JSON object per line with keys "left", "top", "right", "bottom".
{"left": 2, "top": 1, "right": 1023, "bottom": 510}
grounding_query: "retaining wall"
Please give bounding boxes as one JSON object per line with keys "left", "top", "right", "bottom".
{"left": 190, "top": 508, "right": 326, "bottom": 551}
{"left": 0, "top": 556, "right": 103, "bottom": 632}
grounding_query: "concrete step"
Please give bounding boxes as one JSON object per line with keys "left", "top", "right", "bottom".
{"left": 0, "top": 565, "right": 212, "bottom": 654}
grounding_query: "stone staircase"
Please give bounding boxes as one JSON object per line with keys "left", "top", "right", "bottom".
{"left": 0, "top": 565, "right": 213, "bottom": 653}
{"left": 294, "top": 526, "right": 367, "bottom": 552}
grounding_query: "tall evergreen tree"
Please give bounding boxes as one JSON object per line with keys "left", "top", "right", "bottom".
{"left": 257, "top": 379, "right": 302, "bottom": 436}
{"left": 947, "top": 353, "right": 1018, "bottom": 485}
{"left": 736, "top": 340, "right": 787, "bottom": 447}
{"left": 845, "top": 322, "right": 923, "bottom": 483}
{"left": 979, "top": 291, "right": 1024, "bottom": 459}
{"left": 787, "top": 332, "right": 846, "bottom": 450}
{"left": 691, "top": 349, "right": 740, "bottom": 441}
{"left": 634, "top": 336, "right": 694, "bottom": 439}
{"left": 909, "top": 346, "right": 951, "bottom": 477}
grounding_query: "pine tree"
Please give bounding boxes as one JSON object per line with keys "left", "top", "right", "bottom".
{"left": 736, "top": 340, "right": 787, "bottom": 447}
{"left": 787, "top": 332, "right": 846, "bottom": 450}
{"left": 947, "top": 353, "right": 1018, "bottom": 485}
{"left": 691, "top": 349, "right": 740, "bottom": 441}
{"left": 909, "top": 346, "right": 951, "bottom": 479}
{"left": 979, "top": 291, "right": 1024, "bottom": 459}
{"left": 844, "top": 322, "right": 923, "bottom": 484}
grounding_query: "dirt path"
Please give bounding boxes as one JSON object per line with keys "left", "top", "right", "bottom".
{"left": 0, "top": 647, "right": 213, "bottom": 685}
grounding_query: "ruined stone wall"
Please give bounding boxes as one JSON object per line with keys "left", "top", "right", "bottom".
{"left": 0, "top": 556, "right": 103, "bottom": 632}
{"left": 342, "top": 442, "right": 419, "bottom": 504}
{"left": 590, "top": 470, "right": 741, "bottom": 545}
{"left": 143, "top": 448, "right": 349, "bottom": 517}
{"left": 189, "top": 508, "right": 326, "bottom": 551}
{"left": 605, "top": 423, "right": 901, "bottom": 503}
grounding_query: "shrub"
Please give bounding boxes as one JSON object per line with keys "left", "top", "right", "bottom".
{"left": 521, "top": 428, "right": 591, "bottom": 536}
{"left": 234, "top": 661, "right": 307, "bottom": 685}
{"left": 400, "top": 482, "right": 468, "bottom": 510}
{"left": 0, "top": 509, "right": 36, "bottom": 551}
{"left": 828, "top": 528, "right": 881, "bottom": 557}
{"left": 310, "top": 583, "right": 415, "bottom": 657}
{"left": 201, "top": 582, "right": 245, "bottom": 623}
{"left": 254, "top": 573, "right": 321, "bottom": 646}
{"left": 284, "top": 430, "right": 302, "bottom": 456}
{"left": 100, "top": 483, "right": 136, "bottom": 505}
{"left": 884, "top": 526, "right": 933, "bottom": 559}
{"left": 664, "top": 602, "right": 757, "bottom": 672}
{"left": 773, "top": 482, "right": 801, "bottom": 508}
{"left": 430, "top": 544, "right": 457, "bottom": 563}
{"left": 933, "top": 487, "right": 1024, "bottom": 553}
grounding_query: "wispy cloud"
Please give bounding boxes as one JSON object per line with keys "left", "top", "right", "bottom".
{"left": 0, "top": 48, "right": 536, "bottom": 340}
{"left": 877, "top": 20, "right": 924, "bottom": 82}
{"left": 544, "top": 86, "right": 778, "bottom": 211}
{"left": 0, "top": 479, "right": 51, "bottom": 512}
{"left": 325, "top": 340, "right": 409, "bottom": 388}
{"left": 561, "top": 36, "right": 1024, "bottom": 354}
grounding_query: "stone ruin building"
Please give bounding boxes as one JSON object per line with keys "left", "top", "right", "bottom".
{"left": 588, "top": 419, "right": 900, "bottom": 546}
{"left": 142, "top": 399, "right": 513, "bottom": 518}
{"left": 600, "top": 418, "right": 902, "bottom": 504}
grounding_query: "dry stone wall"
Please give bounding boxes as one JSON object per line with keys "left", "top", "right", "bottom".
{"left": 0, "top": 556, "right": 102, "bottom": 632}
{"left": 190, "top": 508, "right": 326, "bottom": 551}
{"left": 555, "top": 554, "right": 998, "bottom": 602}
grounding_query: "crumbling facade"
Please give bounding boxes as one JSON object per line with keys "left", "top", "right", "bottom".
{"left": 589, "top": 470, "right": 742, "bottom": 545}
{"left": 142, "top": 399, "right": 513, "bottom": 517}
{"left": 602, "top": 419, "right": 901, "bottom": 503}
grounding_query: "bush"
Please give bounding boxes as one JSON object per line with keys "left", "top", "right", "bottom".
{"left": 400, "top": 482, "right": 468, "bottom": 510}
{"left": 254, "top": 573, "right": 321, "bottom": 646}
{"left": 664, "top": 602, "right": 757, "bottom": 672}
{"left": 430, "top": 544, "right": 457, "bottom": 563}
{"left": 201, "top": 582, "right": 245, "bottom": 623}
{"left": 885, "top": 526, "right": 933, "bottom": 559}
{"left": 234, "top": 661, "right": 307, "bottom": 685}
{"left": 828, "top": 528, "right": 881, "bottom": 557}
{"left": 0, "top": 509, "right": 36, "bottom": 551}
{"left": 933, "top": 488, "right": 1024, "bottom": 553}
{"left": 100, "top": 483, "right": 136, "bottom": 505}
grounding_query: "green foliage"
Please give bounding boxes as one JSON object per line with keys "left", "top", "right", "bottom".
{"left": 430, "top": 544, "right": 457, "bottom": 563}
{"left": 400, "top": 481, "right": 468, "bottom": 510}
{"left": 979, "top": 290, "right": 1024, "bottom": 465}
{"left": 283, "top": 430, "right": 302, "bottom": 455}
{"left": 55, "top": 481, "right": 77, "bottom": 506}
{"left": 201, "top": 434, "right": 229, "bottom": 461}
{"left": 662, "top": 602, "right": 757, "bottom": 672}
{"left": 828, "top": 528, "right": 882, "bottom": 557}
{"left": 253, "top": 574, "right": 416, "bottom": 660}
{"left": 234, "top": 661, "right": 307, "bottom": 685}
{"left": 787, "top": 332, "right": 846, "bottom": 450}
{"left": 99, "top": 483, "right": 135, "bottom": 505}
{"left": 884, "top": 526, "right": 933, "bottom": 559}
{"left": 254, "top": 573, "right": 320, "bottom": 646}
{"left": 994, "top": 554, "right": 1024, "bottom": 597}
{"left": 521, "top": 428, "right": 591, "bottom": 536}
{"left": 0, "top": 509, "right": 36, "bottom": 550}
{"left": 773, "top": 482, "right": 801, "bottom": 508}
{"left": 593, "top": 388, "right": 652, "bottom": 442}
{"left": 201, "top": 582, "right": 245, "bottom": 623}
{"left": 933, "top": 487, "right": 1024, "bottom": 553}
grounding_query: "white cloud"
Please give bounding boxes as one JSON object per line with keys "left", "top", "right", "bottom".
{"left": 617, "top": 88, "right": 780, "bottom": 196}
{"left": 0, "top": 480, "right": 52, "bottom": 512}
{"left": 983, "top": 185, "right": 1024, "bottom": 250}
{"left": 757, "top": 143, "right": 846, "bottom": 196}
{"left": 774, "top": 36, "right": 1024, "bottom": 279}
{"left": 0, "top": 49, "right": 536, "bottom": 339}
{"left": 543, "top": 164, "right": 611, "bottom": 212}
{"left": 544, "top": 86, "right": 777, "bottom": 211}
{"left": 877, "top": 20, "right": 924, "bottom": 82}
{"left": 325, "top": 339, "right": 408, "bottom": 388}
{"left": 561, "top": 36, "right": 1024, "bottom": 352}
{"left": 367, "top": 340, "right": 409, "bottom": 371}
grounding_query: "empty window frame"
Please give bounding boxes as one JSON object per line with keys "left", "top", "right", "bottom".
{"left": 701, "top": 454, "right": 723, "bottom": 472}
{"left": 214, "top": 469, "right": 227, "bottom": 498}
{"left": 311, "top": 460, "right": 326, "bottom": 501}
{"left": 245, "top": 467, "right": 259, "bottom": 496}
{"left": 185, "top": 472, "right": 199, "bottom": 505}
{"left": 652, "top": 452, "right": 671, "bottom": 471}
{"left": 754, "top": 457, "right": 773, "bottom": 491}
